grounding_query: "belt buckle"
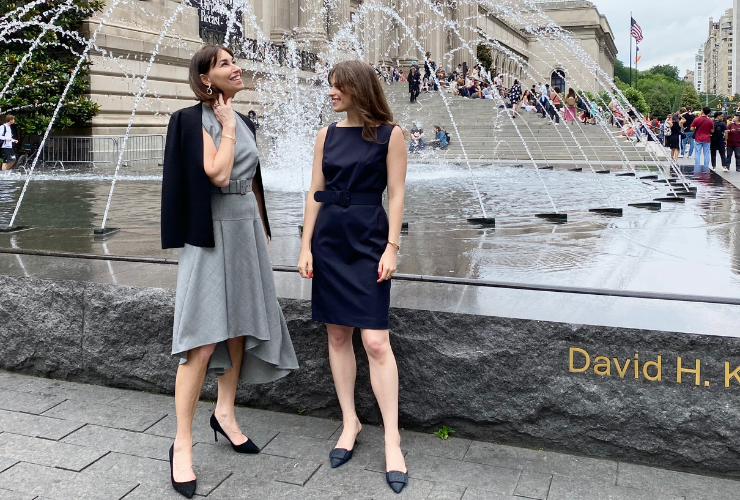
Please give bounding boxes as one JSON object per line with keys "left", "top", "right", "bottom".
{"left": 240, "top": 180, "right": 248, "bottom": 195}
{"left": 339, "top": 191, "right": 351, "bottom": 207}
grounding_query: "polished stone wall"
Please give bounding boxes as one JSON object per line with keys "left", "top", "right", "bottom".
{"left": 2, "top": 274, "right": 740, "bottom": 477}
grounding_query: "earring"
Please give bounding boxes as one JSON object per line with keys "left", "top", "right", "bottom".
{"left": 206, "top": 84, "right": 213, "bottom": 95}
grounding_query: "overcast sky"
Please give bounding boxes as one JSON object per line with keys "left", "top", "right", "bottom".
{"left": 589, "top": 0, "right": 731, "bottom": 76}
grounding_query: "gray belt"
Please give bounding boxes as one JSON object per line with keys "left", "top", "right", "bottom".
{"left": 218, "top": 179, "right": 252, "bottom": 195}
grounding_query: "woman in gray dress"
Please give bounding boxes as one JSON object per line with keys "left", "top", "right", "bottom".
{"left": 162, "top": 45, "right": 298, "bottom": 498}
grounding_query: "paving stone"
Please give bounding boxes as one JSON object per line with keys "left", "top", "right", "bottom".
{"left": 513, "top": 470, "right": 552, "bottom": 499}
{"left": 0, "top": 409, "right": 84, "bottom": 440}
{"left": 0, "top": 374, "right": 124, "bottom": 405}
{"left": 275, "top": 460, "right": 322, "bottom": 486}
{"left": 82, "top": 451, "right": 231, "bottom": 497}
{"left": 0, "top": 488, "right": 38, "bottom": 500}
{"left": 617, "top": 462, "right": 740, "bottom": 500}
{"left": 425, "top": 481, "right": 468, "bottom": 500}
{"left": 0, "top": 459, "right": 16, "bottom": 474}
{"left": 460, "top": 488, "right": 521, "bottom": 500}
{"left": 233, "top": 406, "right": 341, "bottom": 440}
{"left": 262, "top": 432, "right": 366, "bottom": 468}
{"left": 0, "top": 388, "right": 66, "bottom": 415}
{"left": 107, "top": 390, "right": 176, "bottom": 413}
{"left": 192, "top": 441, "right": 294, "bottom": 478}
{"left": 208, "top": 474, "right": 342, "bottom": 500}
{"left": 464, "top": 441, "right": 618, "bottom": 485}
{"left": 406, "top": 451, "right": 520, "bottom": 493}
{"left": 547, "top": 475, "right": 685, "bottom": 500}
{"left": 62, "top": 424, "right": 173, "bottom": 461}
{"left": 144, "top": 408, "right": 279, "bottom": 449}
{"left": 0, "top": 433, "right": 107, "bottom": 472}
{"left": 0, "top": 462, "right": 138, "bottom": 500}
{"left": 399, "top": 430, "right": 472, "bottom": 461}
{"left": 41, "top": 400, "right": 167, "bottom": 432}
{"left": 305, "top": 461, "right": 434, "bottom": 499}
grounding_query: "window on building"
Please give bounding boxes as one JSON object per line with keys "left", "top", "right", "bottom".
{"left": 550, "top": 70, "right": 565, "bottom": 91}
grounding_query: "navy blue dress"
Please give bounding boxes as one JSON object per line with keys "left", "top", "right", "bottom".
{"left": 311, "top": 123, "right": 396, "bottom": 330}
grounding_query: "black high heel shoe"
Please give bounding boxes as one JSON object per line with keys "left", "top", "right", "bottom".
{"left": 169, "top": 444, "right": 197, "bottom": 498}
{"left": 386, "top": 470, "right": 409, "bottom": 494}
{"left": 210, "top": 413, "right": 260, "bottom": 454}
{"left": 329, "top": 428, "right": 362, "bottom": 468}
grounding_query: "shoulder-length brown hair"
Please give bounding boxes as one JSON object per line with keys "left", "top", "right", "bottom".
{"left": 328, "top": 60, "right": 395, "bottom": 143}
{"left": 189, "top": 44, "right": 234, "bottom": 104}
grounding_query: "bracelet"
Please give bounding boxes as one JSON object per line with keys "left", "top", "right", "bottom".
{"left": 388, "top": 240, "right": 400, "bottom": 251}
{"left": 222, "top": 134, "right": 237, "bottom": 145}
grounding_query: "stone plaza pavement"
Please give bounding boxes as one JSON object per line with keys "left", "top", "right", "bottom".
{"left": 0, "top": 372, "right": 740, "bottom": 500}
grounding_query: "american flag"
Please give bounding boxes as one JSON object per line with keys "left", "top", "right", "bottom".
{"left": 631, "top": 18, "right": 643, "bottom": 43}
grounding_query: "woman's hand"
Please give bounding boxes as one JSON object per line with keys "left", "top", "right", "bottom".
{"left": 213, "top": 94, "right": 236, "bottom": 129}
{"left": 377, "top": 245, "right": 398, "bottom": 282}
{"left": 298, "top": 249, "right": 313, "bottom": 279}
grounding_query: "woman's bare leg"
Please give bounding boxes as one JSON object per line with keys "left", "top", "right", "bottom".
{"left": 214, "top": 336, "right": 248, "bottom": 445}
{"left": 327, "top": 323, "right": 362, "bottom": 449}
{"left": 361, "top": 328, "right": 406, "bottom": 473}
{"left": 173, "top": 343, "right": 216, "bottom": 482}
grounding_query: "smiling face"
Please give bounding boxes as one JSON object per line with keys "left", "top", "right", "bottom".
{"left": 200, "top": 49, "right": 243, "bottom": 98}
{"left": 328, "top": 77, "right": 353, "bottom": 113}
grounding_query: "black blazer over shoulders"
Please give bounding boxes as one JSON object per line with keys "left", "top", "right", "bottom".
{"left": 161, "top": 102, "right": 271, "bottom": 249}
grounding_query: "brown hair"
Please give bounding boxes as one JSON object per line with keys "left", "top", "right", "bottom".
{"left": 4, "top": 115, "right": 14, "bottom": 123}
{"left": 189, "top": 44, "right": 234, "bottom": 103}
{"left": 328, "top": 60, "right": 395, "bottom": 143}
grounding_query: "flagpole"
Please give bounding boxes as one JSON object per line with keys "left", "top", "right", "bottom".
{"left": 629, "top": 12, "right": 633, "bottom": 88}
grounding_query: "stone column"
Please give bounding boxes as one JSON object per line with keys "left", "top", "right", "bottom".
{"left": 397, "top": 0, "right": 417, "bottom": 66}
{"left": 295, "top": 0, "right": 327, "bottom": 52}
{"left": 452, "top": 0, "right": 476, "bottom": 68}
{"left": 270, "top": 0, "right": 290, "bottom": 42}
{"left": 328, "top": 0, "right": 351, "bottom": 40}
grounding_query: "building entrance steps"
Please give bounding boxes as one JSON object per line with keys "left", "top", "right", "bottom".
{"left": 0, "top": 370, "right": 739, "bottom": 499}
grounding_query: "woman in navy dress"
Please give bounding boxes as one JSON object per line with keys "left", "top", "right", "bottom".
{"left": 297, "top": 60, "right": 408, "bottom": 494}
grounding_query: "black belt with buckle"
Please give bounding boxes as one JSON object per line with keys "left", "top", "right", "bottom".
{"left": 314, "top": 190, "right": 383, "bottom": 207}
{"left": 218, "top": 179, "right": 252, "bottom": 195}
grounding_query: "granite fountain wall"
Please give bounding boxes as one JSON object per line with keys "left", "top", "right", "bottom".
{"left": 2, "top": 274, "right": 740, "bottom": 477}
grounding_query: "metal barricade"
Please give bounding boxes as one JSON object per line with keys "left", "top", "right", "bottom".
{"left": 24, "top": 135, "right": 165, "bottom": 168}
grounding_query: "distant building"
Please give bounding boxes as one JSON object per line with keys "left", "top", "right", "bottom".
{"left": 684, "top": 70, "right": 695, "bottom": 86}
{"left": 702, "top": 9, "right": 733, "bottom": 96}
{"left": 695, "top": 47, "right": 704, "bottom": 92}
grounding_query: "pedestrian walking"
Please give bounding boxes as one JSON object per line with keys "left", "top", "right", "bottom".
{"left": 298, "top": 60, "right": 408, "bottom": 494}
{"left": 564, "top": 88, "right": 578, "bottom": 122}
{"left": 1, "top": 115, "right": 18, "bottom": 170}
{"left": 162, "top": 44, "right": 298, "bottom": 499}
{"left": 691, "top": 106, "right": 714, "bottom": 173}
{"left": 509, "top": 79, "right": 522, "bottom": 117}
{"left": 666, "top": 113, "right": 682, "bottom": 163}
{"left": 680, "top": 107, "right": 694, "bottom": 158}
{"left": 549, "top": 86, "right": 562, "bottom": 124}
{"left": 711, "top": 111, "right": 728, "bottom": 171}
{"left": 408, "top": 66, "right": 421, "bottom": 103}
{"left": 726, "top": 113, "right": 740, "bottom": 171}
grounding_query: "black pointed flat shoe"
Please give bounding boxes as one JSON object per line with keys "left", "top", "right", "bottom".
{"left": 386, "top": 470, "right": 408, "bottom": 494}
{"left": 169, "top": 444, "right": 197, "bottom": 498}
{"left": 210, "top": 413, "right": 260, "bottom": 454}
{"left": 329, "top": 447, "right": 354, "bottom": 468}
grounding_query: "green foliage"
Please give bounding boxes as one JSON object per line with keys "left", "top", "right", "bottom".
{"left": 433, "top": 425, "right": 455, "bottom": 440}
{"left": 680, "top": 85, "right": 701, "bottom": 112}
{"left": 614, "top": 81, "right": 650, "bottom": 115}
{"left": 0, "top": 0, "right": 104, "bottom": 136}
{"left": 614, "top": 59, "right": 630, "bottom": 85}
{"left": 612, "top": 60, "right": 691, "bottom": 116}
{"left": 476, "top": 45, "right": 493, "bottom": 71}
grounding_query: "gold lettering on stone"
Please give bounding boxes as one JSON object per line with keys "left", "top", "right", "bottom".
{"left": 677, "top": 357, "right": 701, "bottom": 385}
{"left": 613, "top": 358, "right": 631, "bottom": 378}
{"left": 593, "top": 356, "right": 611, "bottom": 376}
{"left": 642, "top": 356, "right": 662, "bottom": 381}
{"left": 725, "top": 363, "right": 740, "bottom": 387}
{"left": 569, "top": 347, "right": 590, "bottom": 373}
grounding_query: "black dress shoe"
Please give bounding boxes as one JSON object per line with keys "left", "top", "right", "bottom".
{"left": 210, "top": 413, "right": 260, "bottom": 454}
{"left": 386, "top": 470, "right": 408, "bottom": 494}
{"left": 169, "top": 444, "right": 197, "bottom": 498}
{"left": 329, "top": 447, "right": 354, "bottom": 468}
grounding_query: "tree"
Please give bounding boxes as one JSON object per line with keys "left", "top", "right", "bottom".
{"left": 620, "top": 86, "right": 650, "bottom": 114}
{"left": 614, "top": 59, "right": 630, "bottom": 85}
{"left": 476, "top": 45, "right": 493, "bottom": 71}
{"left": 643, "top": 88, "right": 670, "bottom": 118}
{"left": 681, "top": 84, "right": 701, "bottom": 111}
{"left": 0, "top": 0, "right": 104, "bottom": 137}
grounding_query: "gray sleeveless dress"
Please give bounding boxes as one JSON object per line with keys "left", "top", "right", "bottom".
{"left": 171, "top": 103, "right": 298, "bottom": 384}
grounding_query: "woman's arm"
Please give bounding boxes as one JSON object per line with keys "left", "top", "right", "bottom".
{"left": 297, "top": 127, "right": 328, "bottom": 278}
{"left": 378, "top": 126, "right": 407, "bottom": 282}
{"left": 202, "top": 95, "right": 237, "bottom": 188}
